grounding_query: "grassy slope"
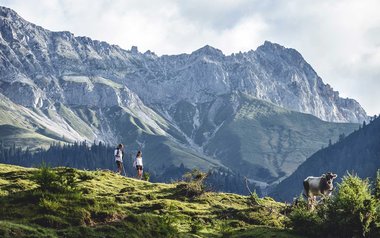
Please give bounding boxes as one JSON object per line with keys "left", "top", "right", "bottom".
{"left": 0, "top": 163, "right": 302, "bottom": 238}
{"left": 0, "top": 91, "right": 220, "bottom": 171}
{"left": 0, "top": 125, "right": 58, "bottom": 150}
{"left": 205, "top": 94, "right": 359, "bottom": 183}
{"left": 105, "top": 106, "right": 224, "bottom": 172}
{"left": 0, "top": 95, "right": 70, "bottom": 148}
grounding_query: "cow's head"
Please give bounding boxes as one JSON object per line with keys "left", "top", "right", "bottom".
{"left": 322, "top": 172, "right": 337, "bottom": 190}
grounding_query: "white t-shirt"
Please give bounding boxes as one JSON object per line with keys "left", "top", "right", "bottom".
{"left": 134, "top": 157, "right": 143, "bottom": 167}
{"left": 114, "top": 148, "right": 123, "bottom": 162}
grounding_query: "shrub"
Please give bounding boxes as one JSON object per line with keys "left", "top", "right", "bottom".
{"left": 288, "top": 205, "right": 325, "bottom": 237}
{"left": 374, "top": 170, "right": 380, "bottom": 236}
{"left": 39, "top": 197, "right": 61, "bottom": 214}
{"left": 32, "top": 165, "right": 80, "bottom": 194}
{"left": 32, "top": 163, "right": 61, "bottom": 192}
{"left": 325, "top": 174, "right": 377, "bottom": 238}
{"left": 143, "top": 172, "right": 150, "bottom": 181}
{"left": 176, "top": 169, "right": 208, "bottom": 198}
{"left": 289, "top": 174, "right": 378, "bottom": 238}
{"left": 374, "top": 170, "right": 380, "bottom": 200}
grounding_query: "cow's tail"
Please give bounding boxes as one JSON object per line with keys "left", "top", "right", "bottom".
{"left": 303, "top": 180, "right": 309, "bottom": 198}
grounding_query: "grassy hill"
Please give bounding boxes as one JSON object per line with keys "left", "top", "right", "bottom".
{"left": 0, "top": 163, "right": 302, "bottom": 238}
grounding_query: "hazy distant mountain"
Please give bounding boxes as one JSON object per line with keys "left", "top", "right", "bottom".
{"left": 271, "top": 116, "right": 380, "bottom": 202}
{"left": 0, "top": 6, "right": 363, "bottom": 184}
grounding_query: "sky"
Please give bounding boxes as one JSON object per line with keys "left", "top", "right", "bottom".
{"left": 0, "top": 0, "right": 379, "bottom": 115}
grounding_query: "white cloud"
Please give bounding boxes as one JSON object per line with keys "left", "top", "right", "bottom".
{"left": 0, "top": 0, "right": 379, "bottom": 115}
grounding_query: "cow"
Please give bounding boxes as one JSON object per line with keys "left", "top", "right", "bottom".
{"left": 303, "top": 172, "right": 337, "bottom": 209}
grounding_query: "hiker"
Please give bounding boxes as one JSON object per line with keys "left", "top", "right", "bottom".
{"left": 115, "top": 144, "right": 124, "bottom": 175}
{"left": 133, "top": 150, "right": 143, "bottom": 179}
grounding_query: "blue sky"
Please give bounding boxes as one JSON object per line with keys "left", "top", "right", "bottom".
{"left": 1, "top": 0, "right": 379, "bottom": 115}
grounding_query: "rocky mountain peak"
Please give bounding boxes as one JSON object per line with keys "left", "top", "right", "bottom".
{"left": 259, "top": 40, "right": 286, "bottom": 51}
{"left": 191, "top": 45, "right": 224, "bottom": 58}
{"left": 0, "top": 6, "right": 368, "bottom": 125}
{"left": 256, "top": 40, "right": 305, "bottom": 65}
{"left": 0, "top": 6, "right": 16, "bottom": 18}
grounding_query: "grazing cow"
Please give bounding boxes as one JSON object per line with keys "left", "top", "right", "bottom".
{"left": 303, "top": 172, "right": 337, "bottom": 209}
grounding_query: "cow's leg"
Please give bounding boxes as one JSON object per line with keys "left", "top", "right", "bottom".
{"left": 307, "top": 195, "right": 314, "bottom": 210}
{"left": 310, "top": 196, "right": 316, "bottom": 210}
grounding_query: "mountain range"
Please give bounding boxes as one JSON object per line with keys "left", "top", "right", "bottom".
{"left": 0, "top": 6, "right": 366, "bottom": 185}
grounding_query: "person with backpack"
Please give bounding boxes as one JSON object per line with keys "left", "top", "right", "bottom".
{"left": 133, "top": 150, "right": 143, "bottom": 179}
{"left": 115, "top": 144, "right": 125, "bottom": 175}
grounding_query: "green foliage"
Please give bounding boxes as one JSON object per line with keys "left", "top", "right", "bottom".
{"left": 161, "top": 202, "right": 180, "bottom": 234}
{"left": 32, "top": 163, "right": 60, "bottom": 192}
{"left": 31, "top": 215, "right": 70, "bottom": 229}
{"left": 375, "top": 170, "right": 380, "bottom": 200}
{"left": 289, "top": 173, "right": 378, "bottom": 238}
{"left": 288, "top": 206, "right": 325, "bottom": 237}
{"left": 189, "top": 218, "right": 203, "bottom": 234}
{"left": 219, "top": 219, "right": 233, "bottom": 237}
{"left": 32, "top": 165, "right": 80, "bottom": 193}
{"left": 39, "top": 197, "right": 61, "bottom": 213}
{"left": 182, "top": 169, "right": 207, "bottom": 182}
{"left": 143, "top": 172, "right": 150, "bottom": 181}
{"left": 0, "top": 221, "right": 56, "bottom": 238}
{"left": 0, "top": 164, "right": 299, "bottom": 238}
{"left": 325, "top": 174, "right": 377, "bottom": 238}
{"left": 176, "top": 169, "right": 208, "bottom": 198}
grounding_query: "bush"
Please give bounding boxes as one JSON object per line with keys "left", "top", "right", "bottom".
{"left": 374, "top": 170, "right": 380, "bottom": 200}
{"left": 289, "top": 174, "right": 378, "bottom": 238}
{"left": 39, "top": 197, "right": 61, "bottom": 214}
{"left": 32, "top": 165, "right": 80, "bottom": 193}
{"left": 374, "top": 170, "right": 380, "bottom": 236}
{"left": 143, "top": 172, "right": 150, "bottom": 181}
{"left": 325, "top": 174, "right": 377, "bottom": 238}
{"left": 32, "top": 164, "right": 61, "bottom": 192}
{"left": 177, "top": 169, "right": 207, "bottom": 198}
{"left": 176, "top": 169, "right": 208, "bottom": 198}
{"left": 288, "top": 206, "right": 325, "bottom": 237}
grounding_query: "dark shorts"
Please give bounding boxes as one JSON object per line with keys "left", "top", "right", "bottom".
{"left": 136, "top": 165, "right": 143, "bottom": 171}
{"left": 116, "top": 161, "right": 122, "bottom": 169}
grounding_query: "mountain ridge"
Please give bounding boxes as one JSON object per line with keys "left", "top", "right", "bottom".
{"left": 0, "top": 6, "right": 363, "bottom": 184}
{"left": 0, "top": 6, "right": 367, "bottom": 123}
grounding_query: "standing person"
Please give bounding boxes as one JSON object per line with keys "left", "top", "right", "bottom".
{"left": 115, "top": 144, "right": 124, "bottom": 175}
{"left": 133, "top": 150, "right": 143, "bottom": 179}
